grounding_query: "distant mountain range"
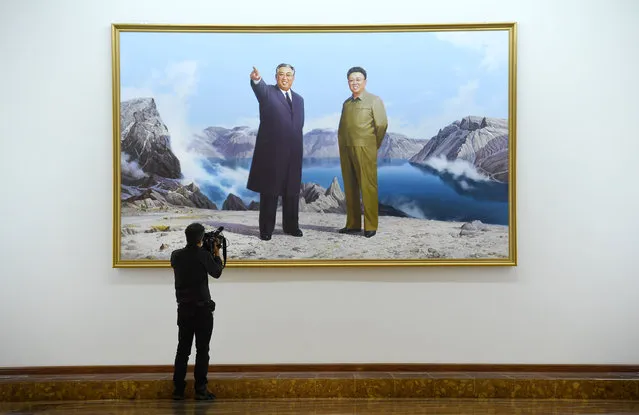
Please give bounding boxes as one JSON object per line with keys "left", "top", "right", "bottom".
{"left": 118, "top": 97, "right": 509, "bottom": 212}
{"left": 189, "top": 126, "right": 426, "bottom": 160}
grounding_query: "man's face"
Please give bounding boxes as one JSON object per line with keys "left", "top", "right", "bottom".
{"left": 348, "top": 72, "right": 367, "bottom": 96}
{"left": 275, "top": 66, "right": 295, "bottom": 91}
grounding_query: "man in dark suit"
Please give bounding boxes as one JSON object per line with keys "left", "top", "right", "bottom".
{"left": 247, "top": 64, "right": 305, "bottom": 241}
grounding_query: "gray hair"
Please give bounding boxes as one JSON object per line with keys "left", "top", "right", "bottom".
{"left": 276, "top": 63, "right": 295, "bottom": 74}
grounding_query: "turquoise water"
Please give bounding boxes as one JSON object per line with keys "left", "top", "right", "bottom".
{"left": 201, "top": 158, "right": 508, "bottom": 225}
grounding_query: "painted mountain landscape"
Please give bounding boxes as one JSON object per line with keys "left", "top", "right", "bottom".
{"left": 114, "top": 27, "right": 513, "bottom": 264}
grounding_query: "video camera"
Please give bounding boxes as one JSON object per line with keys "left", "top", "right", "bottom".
{"left": 202, "top": 226, "right": 228, "bottom": 267}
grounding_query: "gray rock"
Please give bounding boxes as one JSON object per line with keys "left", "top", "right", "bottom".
{"left": 165, "top": 191, "right": 195, "bottom": 207}
{"left": 325, "top": 177, "right": 345, "bottom": 201}
{"left": 222, "top": 194, "right": 248, "bottom": 211}
{"left": 300, "top": 178, "right": 345, "bottom": 214}
{"left": 459, "top": 220, "right": 489, "bottom": 236}
{"left": 303, "top": 129, "right": 340, "bottom": 158}
{"left": 120, "top": 98, "right": 181, "bottom": 178}
{"left": 410, "top": 116, "right": 509, "bottom": 182}
{"left": 121, "top": 227, "right": 138, "bottom": 236}
{"left": 121, "top": 176, "right": 217, "bottom": 210}
{"left": 301, "top": 182, "right": 327, "bottom": 204}
{"left": 378, "top": 132, "right": 427, "bottom": 160}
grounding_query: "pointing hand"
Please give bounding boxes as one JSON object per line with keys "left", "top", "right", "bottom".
{"left": 250, "top": 66, "right": 261, "bottom": 81}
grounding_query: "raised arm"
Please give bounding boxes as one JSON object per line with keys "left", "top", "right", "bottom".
{"left": 200, "top": 249, "right": 223, "bottom": 279}
{"left": 249, "top": 66, "right": 268, "bottom": 101}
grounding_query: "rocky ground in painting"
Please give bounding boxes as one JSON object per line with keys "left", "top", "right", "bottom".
{"left": 119, "top": 207, "right": 509, "bottom": 262}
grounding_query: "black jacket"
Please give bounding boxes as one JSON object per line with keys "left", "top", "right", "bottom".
{"left": 170, "top": 245, "right": 223, "bottom": 305}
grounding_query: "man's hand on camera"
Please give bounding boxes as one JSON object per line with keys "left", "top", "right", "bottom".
{"left": 213, "top": 243, "right": 220, "bottom": 258}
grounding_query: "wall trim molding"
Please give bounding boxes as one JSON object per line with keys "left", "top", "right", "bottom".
{"left": 1, "top": 363, "right": 638, "bottom": 375}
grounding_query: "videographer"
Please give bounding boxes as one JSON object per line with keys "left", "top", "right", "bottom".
{"left": 170, "top": 222, "right": 225, "bottom": 401}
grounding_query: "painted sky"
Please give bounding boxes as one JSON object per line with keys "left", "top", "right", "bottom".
{"left": 119, "top": 29, "right": 509, "bottom": 140}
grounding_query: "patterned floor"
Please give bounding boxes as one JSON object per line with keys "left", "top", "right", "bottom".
{"left": 1, "top": 371, "right": 638, "bottom": 403}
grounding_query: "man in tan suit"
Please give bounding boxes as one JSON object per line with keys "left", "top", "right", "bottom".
{"left": 337, "top": 66, "right": 388, "bottom": 238}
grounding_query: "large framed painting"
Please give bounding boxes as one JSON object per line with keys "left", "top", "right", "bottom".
{"left": 111, "top": 23, "right": 517, "bottom": 268}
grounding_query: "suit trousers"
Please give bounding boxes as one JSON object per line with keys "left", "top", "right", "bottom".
{"left": 339, "top": 145, "right": 379, "bottom": 231}
{"left": 173, "top": 304, "right": 214, "bottom": 394}
{"left": 259, "top": 193, "right": 299, "bottom": 236}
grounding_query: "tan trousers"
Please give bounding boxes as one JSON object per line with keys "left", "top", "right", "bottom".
{"left": 339, "top": 145, "right": 378, "bottom": 231}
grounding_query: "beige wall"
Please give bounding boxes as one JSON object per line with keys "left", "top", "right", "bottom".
{"left": 0, "top": 0, "right": 637, "bottom": 366}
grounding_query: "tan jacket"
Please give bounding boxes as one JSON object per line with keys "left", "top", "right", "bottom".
{"left": 338, "top": 90, "right": 388, "bottom": 149}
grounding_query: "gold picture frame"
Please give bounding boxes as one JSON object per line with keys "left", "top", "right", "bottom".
{"left": 112, "top": 22, "right": 517, "bottom": 268}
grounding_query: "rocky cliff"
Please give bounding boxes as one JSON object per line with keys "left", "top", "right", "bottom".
{"left": 120, "top": 98, "right": 181, "bottom": 179}
{"left": 410, "top": 116, "right": 509, "bottom": 182}
{"left": 378, "top": 132, "right": 425, "bottom": 160}
{"left": 120, "top": 98, "right": 217, "bottom": 210}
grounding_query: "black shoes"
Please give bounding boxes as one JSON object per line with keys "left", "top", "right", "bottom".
{"left": 285, "top": 229, "right": 303, "bottom": 237}
{"left": 172, "top": 389, "right": 216, "bottom": 401}
{"left": 195, "top": 390, "right": 216, "bottom": 401}
{"left": 261, "top": 229, "right": 303, "bottom": 240}
{"left": 338, "top": 227, "right": 376, "bottom": 237}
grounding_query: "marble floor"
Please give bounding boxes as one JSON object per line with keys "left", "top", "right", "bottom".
{"left": 2, "top": 371, "right": 638, "bottom": 401}
{"left": 1, "top": 398, "right": 639, "bottom": 414}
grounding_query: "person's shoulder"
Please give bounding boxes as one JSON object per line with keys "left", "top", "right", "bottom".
{"left": 170, "top": 247, "right": 186, "bottom": 267}
{"left": 363, "top": 90, "right": 381, "bottom": 101}
{"left": 171, "top": 246, "right": 186, "bottom": 259}
{"left": 171, "top": 246, "right": 187, "bottom": 254}
{"left": 265, "top": 83, "right": 280, "bottom": 92}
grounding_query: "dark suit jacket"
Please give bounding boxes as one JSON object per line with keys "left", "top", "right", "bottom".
{"left": 247, "top": 79, "right": 305, "bottom": 196}
{"left": 170, "top": 245, "right": 223, "bottom": 305}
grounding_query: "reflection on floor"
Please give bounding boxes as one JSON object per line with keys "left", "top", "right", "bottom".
{"left": 1, "top": 399, "right": 639, "bottom": 414}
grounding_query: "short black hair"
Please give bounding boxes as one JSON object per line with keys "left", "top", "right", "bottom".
{"left": 185, "top": 222, "right": 205, "bottom": 246}
{"left": 276, "top": 63, "right": 295, "bottom": 74}
{"left": 347, "top": 66, "right": 367, "bottom": 79}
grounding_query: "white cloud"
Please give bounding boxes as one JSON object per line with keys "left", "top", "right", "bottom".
{"left": 423, "top": 155, "right": 490, "bottom": 182}
{"left": 389, "top": 80, "right": 483, "bottom": 139}
{"left": 160, "top": 61, "right": 198, "bottom": 99}
{"left": 435, "top": 31, "right": 508, "bottom": 72}
{"left": 121, "top": 153, "right": 147, "bottom": 179}
{"left": 204, "top": 161, "right": 251, "bottom": 199}
{"left": 396, "top": 200, "right": 427, "bottom": 219}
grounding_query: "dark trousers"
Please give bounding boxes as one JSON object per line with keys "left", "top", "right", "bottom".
{"left": 173, "top": 304, "right": 214, "bottom": 393}
{"left": 259, "top": 192, "right": 299, "bottom": 236}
